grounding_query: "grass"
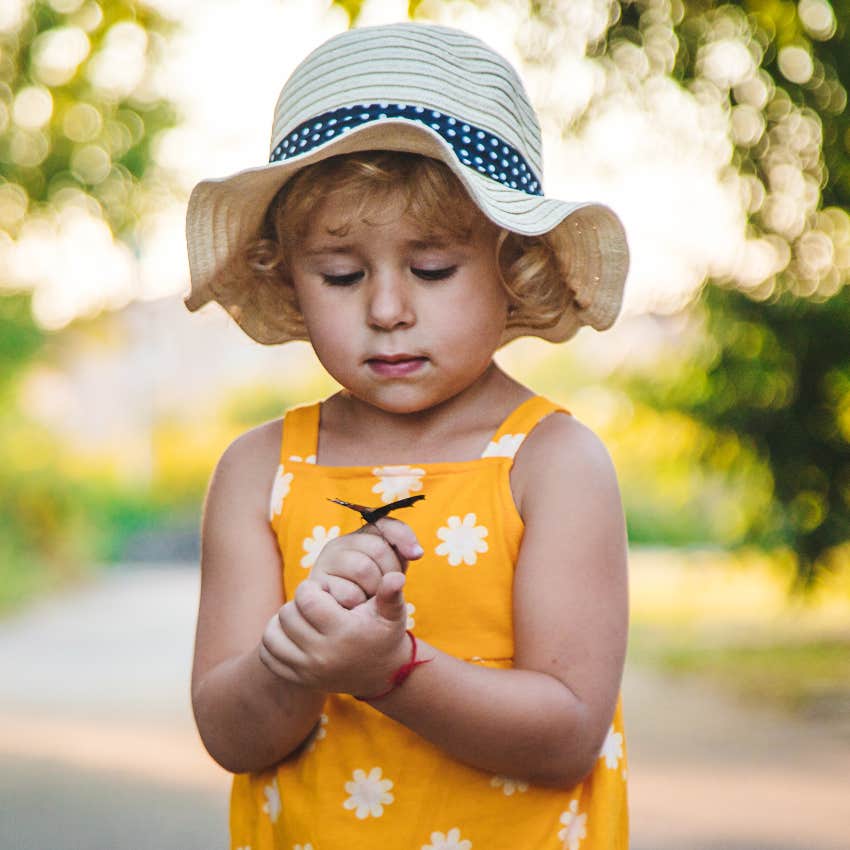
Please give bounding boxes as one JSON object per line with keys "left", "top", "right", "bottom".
{"left": 627, "top": 545, "right": 850, "bottom": 733}
{"left": 0, "top": 546, "right": 95, "bottom": 616}
{"left": 654, "top": 640, "right": 850, "bottom": 717}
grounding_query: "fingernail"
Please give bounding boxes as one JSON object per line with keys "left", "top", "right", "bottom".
{"left": 411, "top": 544, "right": 424, "bottom": 558}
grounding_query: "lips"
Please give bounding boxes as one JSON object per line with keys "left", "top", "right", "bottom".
{"left": 366, "top": 354, "right": 428, "bottom": 377}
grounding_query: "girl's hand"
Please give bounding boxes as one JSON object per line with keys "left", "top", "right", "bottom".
{"left": 309, "top": 517, "right": 424, "bottom": 608}
{"left": 258, "top": 571, "right": 410, "bottom": 697}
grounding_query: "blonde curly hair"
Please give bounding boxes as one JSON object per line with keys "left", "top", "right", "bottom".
{"left": 241, "top": 151, "right": 573, "bottom": 336}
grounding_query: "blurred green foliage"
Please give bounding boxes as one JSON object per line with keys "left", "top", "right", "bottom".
{"left": 0, "top": 0, "right": 178, "bottom": 237}
{"left": 0, "top": 1, "right": 179, "bottom": 609}
{"left": 2, "top": 0, "right": 850, "bottom": 613}
{"left": 603, "top": 0, "right": 850, "bottom": 585}
{"left": 0, "top": 289, "right": 43, "bottom": 396}
{"left": 633, "top": 627, "right": 850, "bottom": 724}
{"left": 626, "top": 285, "right": 850, "bottom": 586}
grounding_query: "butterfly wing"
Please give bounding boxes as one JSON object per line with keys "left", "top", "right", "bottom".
{"left": 363, "top": 494, "right": 426, "bottom": 522}
{"left": 328, "top": 494, "right": 425, "bottom": 523}
{"left": 382, "top": 494, "right": 426, "bottom": 513}
{"left": 328, "top": 498, "right": 373, "bottom": 521}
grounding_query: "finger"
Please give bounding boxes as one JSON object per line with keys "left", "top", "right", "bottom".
{"left": 260, "top": 613, "right": 310, "bottom": 675}
{"left": 328, "top": 546, "right": 388, "bottom": 595}
{"left": 257, "top": 641, "right": 301, "bottom": 684}
{"left": 359, "top": 521, "right": 423, "bottom": 575}
{"left": 277, "top": 598, "right": 322, "bottom": 647}
{"left": 373, "top": 571, "right": 407, "bottom": 623}
{"left": 371, "top": 517, "right": 425, "bottom": 561}
{"left": 325, "top": 575, "right": 368, "bottom": 609}
{"left": 356, "top": 526, "right": 409, "bottom": 576}
{"left": 293, "top": 579, "right": 345, "bottom": 633}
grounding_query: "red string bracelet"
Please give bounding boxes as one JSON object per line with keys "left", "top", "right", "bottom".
{"left": 356, "top": 630, "right": 431, "bottom": 701}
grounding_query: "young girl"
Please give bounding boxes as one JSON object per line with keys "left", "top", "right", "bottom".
{"left": 185, "top": 22, "right": 630, "bottom": 850}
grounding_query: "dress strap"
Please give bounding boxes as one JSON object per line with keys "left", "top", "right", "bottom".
{"left": 480, "top": 395, "right": 571, "bottom": 460}
{"left": 280, "top": 402, "right": 320, "bottom": 464}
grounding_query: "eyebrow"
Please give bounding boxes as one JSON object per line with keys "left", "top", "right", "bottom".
{"left": 302, "top": 245, "right": 357, "bottom": 257}
{"left": 303, "top": 237, "right": 456, "bottom": 257}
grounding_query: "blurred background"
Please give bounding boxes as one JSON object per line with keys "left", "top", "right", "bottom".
{"left": 1, "top": 0, "right": 849, "bottom": 847}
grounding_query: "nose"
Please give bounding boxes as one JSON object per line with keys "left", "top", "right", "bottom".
{"left": 366, "top": 273, "right": 415, "bottom": 331}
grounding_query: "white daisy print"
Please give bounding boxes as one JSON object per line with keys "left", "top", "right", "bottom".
{"left": 490, "top": 774, "right": 529, "bottom": 796}
{"left": 481, "top": 433, "right": 526, "bottom": 459}
{"left": 262, "top": 778, "right": 281, "bottom": 823}
{"left": 435, "top": 513, "right": 489, "bottom": 566}
{"left": 288, "top": 454, "right": 317, "bottom": 464}
{"left": 235, "top": 846, "right": 251, "bottom": 850}
{"left": 422, "top": 827, "right": 472, "bottom": 850}
{"left": 343, "top": 767, "right": 394, "bottom": 819}
{"left": 599, "top": 724, "right": 624, "bottom": 769}
{"left": 269, "top": 465, "right": 294, "bottom": 521}
{"left": 293, "top": 844, "right": 314, "bottom": 850}
{"left": 306, "top": 713, "right": 329, "bottom": 752}
{"left": 372, "top": 465, "right": 425, "bottom": 503}
{"left": 558, "top": 800, "right": 587, "bottom": 850}
{"left": 406, "top": 602, "right": 416, "bottom": 630}
{"left": 300, "top": 525, "right": 340, "bottom": 568}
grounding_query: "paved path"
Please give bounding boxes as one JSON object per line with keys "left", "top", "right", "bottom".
{"left": 1, "top": 564, "right": 847, "bottom": 849}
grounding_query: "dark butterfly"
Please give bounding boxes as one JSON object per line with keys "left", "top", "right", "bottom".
{"left": 328, "top": 494, "right": 425, "bottom": 524}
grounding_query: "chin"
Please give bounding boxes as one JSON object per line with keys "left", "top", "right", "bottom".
{"left": 354, "top": 385, "right": 452, "bottom": 416}
{"left": 368, "top": 394, "right": 437, "bottom": 415}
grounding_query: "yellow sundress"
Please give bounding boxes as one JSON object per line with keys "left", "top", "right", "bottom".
{"left": 230, "top": 395, "right": 629, "bottom": 849}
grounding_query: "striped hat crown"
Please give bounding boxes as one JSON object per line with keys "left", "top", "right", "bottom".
{"left": 268, "top": 24, "right": 544, "bottom": 194}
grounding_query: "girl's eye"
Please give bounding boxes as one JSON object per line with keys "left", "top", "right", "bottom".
{"left": 412, "top": 266, "right": 457, "bottom": 281}
{"left": 322, "top": 271, "right": 363, "bottom": 286}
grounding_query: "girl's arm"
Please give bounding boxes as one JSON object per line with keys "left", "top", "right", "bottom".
{"left": 374, "top": 413, "right": 629, "bottom": 787}
{"left": 191, "top": 422, "right": 325, "bottom": 774}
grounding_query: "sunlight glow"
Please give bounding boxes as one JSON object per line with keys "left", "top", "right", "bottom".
{"left": 86, "top": 22, "right": 148, "bottom": 100}
{"left": 30, "top": 26, "right": 91, "bottom": 87}
{"left": 5, "top": 206, "right": 136, "bottom": 329}
{"left": 5, "top": 0, "right": 845, "bottom": 328}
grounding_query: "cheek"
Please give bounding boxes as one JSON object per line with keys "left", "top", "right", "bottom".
{"left": 294, "top": 287, "right": 356, "bottom": 357}
{"left": 440, "top": 279, "right": 508, "bottom": 344}
{"left": 294, "top": 277, "right": 341, "bottom": 325}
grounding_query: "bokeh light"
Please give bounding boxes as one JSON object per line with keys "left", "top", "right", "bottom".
{"left": 62, "top": 101, "right": 102, "bottom": 142}
{"left": 30, "top": 26, "right": 91, "bottom": 87}
{"left": 86, "top": 21, "right": 148, "bottom": 100}
{"left": 12, "top": 85, "right": 53, "bottom": 130}
{"left": 778, "top": 45, "right": 815, "bottom": 86}
{"left": 0, "top": 0, "right": 847, "bottom": 328}
{"left": 798, "top": 0, "right": 837, "bottom": 41}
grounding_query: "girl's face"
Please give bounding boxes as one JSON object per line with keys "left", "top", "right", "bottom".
{"left": 289, "top": 189, "right": 509, "bottom": 415}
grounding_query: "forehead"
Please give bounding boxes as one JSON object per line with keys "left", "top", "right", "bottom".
{"left": 302, "top": 186, "right": 468, "bottom": 246}
{"left": 301, "top": 186, "right": 495, "bottom": 248}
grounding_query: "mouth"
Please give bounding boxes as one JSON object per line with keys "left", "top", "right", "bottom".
{"left": 366, "top": 354, "right": 429, "bottom": 377}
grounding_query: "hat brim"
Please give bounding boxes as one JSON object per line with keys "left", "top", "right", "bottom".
{"left": 184, "top": 119, "right": 629, "bottom": 346}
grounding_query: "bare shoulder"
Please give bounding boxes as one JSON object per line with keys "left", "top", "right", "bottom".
{"left": 210, "top": 419, "right": 282, "bottom": 498}
{"left": 215, "top": 417, "right": 283, "bottom": 486}
{"left": 511, "top": 410, "right": 621, "bottom": 518}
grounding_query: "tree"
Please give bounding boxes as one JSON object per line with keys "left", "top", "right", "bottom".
{"left": 1, "top": 0, "right": 179, "bottom": 330}
{"left": 333, "top": 0, "right": 850, "bottom": 585}
{"left": 0, "top": 1, "right": 180, "bottom": 605}
{"left": 603, "top": 0, "right": 850, "bottom": 586}
{"left": 0, "top": 0, "right": 177, "bottom": 242}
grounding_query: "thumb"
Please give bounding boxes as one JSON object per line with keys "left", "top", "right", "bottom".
{"left": 374, "top": 571, "right": 406, "bottom": 622}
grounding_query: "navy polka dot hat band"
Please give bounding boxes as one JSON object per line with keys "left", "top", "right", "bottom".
{"left": 185, "top": 22, "right": 629, "bottom": 347}
{"left": 270, "top": 103, "right": 542, "bottom": 196}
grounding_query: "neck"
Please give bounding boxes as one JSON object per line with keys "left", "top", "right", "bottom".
{"left": 320, "top": 364, "right": 531, "bottom": 464}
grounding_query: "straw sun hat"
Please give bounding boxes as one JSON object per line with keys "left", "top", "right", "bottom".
{"left": 184, "top": 22, "right": 629, "bottom": 346}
